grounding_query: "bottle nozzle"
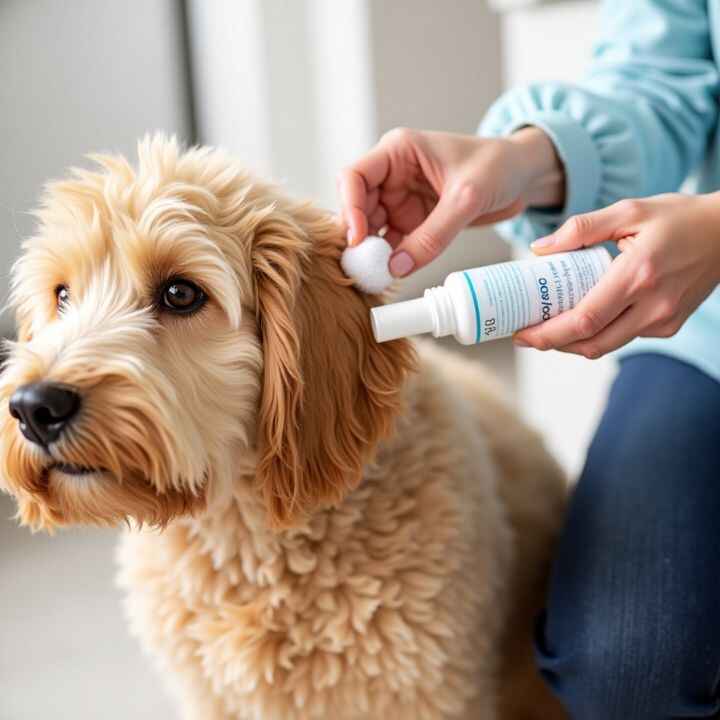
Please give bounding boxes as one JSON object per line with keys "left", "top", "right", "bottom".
{"left": 371, "top": 297, "right": 435, "bottom": 343}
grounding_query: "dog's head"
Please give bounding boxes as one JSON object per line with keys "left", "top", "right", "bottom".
{"left": 0, "top": 135, "right": 415, "bottom": 531}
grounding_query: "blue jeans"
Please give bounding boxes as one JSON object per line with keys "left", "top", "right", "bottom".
{"left": 536, "top": 354, "right": 720, "bottom": 719}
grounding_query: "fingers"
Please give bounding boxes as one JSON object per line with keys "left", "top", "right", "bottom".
{"left": 368, "top": 205, "right": 388, "bottom": 235}
{"left": 557, "top": 305, "right": 645, "bottom": 359}
{"left": 388, "top": 181, "right": 482, "bottom": 276}
{"left": 387, "top": 193, "right": 527, "bottom": 275}
{"left": 531, "top": 199, "right": 645, "bottom": 255}
{"left": 337, "top": 169, "right": 369, "bottom": 246}
{"left": 514, "top": 253, "right": 633, "bottom": 350}
{"left": 365, "top": 188, "right": 380, "bottom": 216}
{"left": 338, "top": 145, "right": 392, "bottom": 245}
{"left": 384, "top": 228, "right": 403, "bottom": 248}
{"left": 558, "top": 294, "right": 688, "bottom": 358}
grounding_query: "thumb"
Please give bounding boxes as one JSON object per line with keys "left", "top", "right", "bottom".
{"left": 530, "top": 203, "right": 629, "bottom": 255}
{"left": 389, "top": 184, "right": 479, "bottom": 277}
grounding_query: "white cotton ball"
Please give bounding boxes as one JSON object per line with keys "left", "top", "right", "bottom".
{"left": 340, "top": 235, "right": 394, "bottom": 294}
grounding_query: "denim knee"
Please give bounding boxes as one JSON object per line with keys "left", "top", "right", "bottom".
{"left": 535, "top": 611, "right": 720, "bottom": 720}
{"left": 531, "top": 356, "right": 720, "bottom": 719}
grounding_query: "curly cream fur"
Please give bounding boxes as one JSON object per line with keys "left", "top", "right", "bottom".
{"left": 0, "top": 135, "right": 567, "bottom": 719}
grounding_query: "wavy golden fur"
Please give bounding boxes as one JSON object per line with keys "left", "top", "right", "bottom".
{"left": 0, "top": 135, "right": 567, "bottom": 719}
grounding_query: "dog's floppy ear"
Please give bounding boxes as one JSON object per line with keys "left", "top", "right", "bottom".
{"left": 252, "top": 209, "right": 416, "bottom": 528}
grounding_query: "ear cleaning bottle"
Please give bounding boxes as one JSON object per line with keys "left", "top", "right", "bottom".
{"left": 371, "top": 246, "right": 612, "bottom": 344}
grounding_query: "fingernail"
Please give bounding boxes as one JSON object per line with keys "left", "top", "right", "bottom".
{"left": 389, "top": 251, "right": 415, "bottom": 277}
{"left": 346, "top": 230, "right": 355, "bottom": 246}
{"left": 513, "top": 337, "right": 530, "bottom": 348}
{"left": 531, "top": 235, "right": 555, "bottom": 249}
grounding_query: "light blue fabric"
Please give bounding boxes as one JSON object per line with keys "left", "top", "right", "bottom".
{"left": 480, "top": 0, "right": 720, "bottom": 382}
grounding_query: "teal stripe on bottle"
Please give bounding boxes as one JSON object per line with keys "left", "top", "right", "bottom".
{"left": 463, "top": 271, "right": 481, "bottom": 343}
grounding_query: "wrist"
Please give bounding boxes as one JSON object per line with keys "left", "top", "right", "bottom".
{"left": 508, "top": 127, "right": 566, "bottom": 208}
{"left": 697, "top": 192, "right": 720, "bottom": 282}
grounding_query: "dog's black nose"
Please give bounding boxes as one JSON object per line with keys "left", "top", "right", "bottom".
{"left": 9, "top": 382, "right": 81, "bottom": 447}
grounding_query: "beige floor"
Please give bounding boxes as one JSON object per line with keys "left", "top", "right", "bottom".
{"left": 0, "top": 339, "right": 514, "bottom": 720}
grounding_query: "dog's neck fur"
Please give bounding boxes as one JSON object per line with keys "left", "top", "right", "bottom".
{"left": 176, "top": 373, "right": 421, "bottom": 603}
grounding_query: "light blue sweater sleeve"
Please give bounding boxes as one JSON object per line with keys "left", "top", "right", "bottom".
{"left": 480, "top": 0, "right": 720, "bottom": 245}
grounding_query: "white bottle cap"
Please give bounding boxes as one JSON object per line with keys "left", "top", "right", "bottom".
{"left": 371, "top": 287, "right": 456, "bottom": 343}
{"left": 371, "top": 297, "right": 434, "bottom": 342}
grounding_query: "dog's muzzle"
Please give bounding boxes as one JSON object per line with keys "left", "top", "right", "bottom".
{"left": 9, "top": 382, "right": 81, "bottom": 449}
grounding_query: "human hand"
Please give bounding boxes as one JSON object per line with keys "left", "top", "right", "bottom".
{"left": 337, "top": 127, "right": 565, "bottom": 276}
{"left": 514, "top": 193, "right": 720, "bottom": 357}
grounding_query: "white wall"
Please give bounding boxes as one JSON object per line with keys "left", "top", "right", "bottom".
{"left": 186, "top": 0, "right": 377, "bottom": 211}
{"left": 499, "top": 0, "right": 617, "bottom": 478}
{"left": 0, "top": 0, "right": 193, "bottom": 334}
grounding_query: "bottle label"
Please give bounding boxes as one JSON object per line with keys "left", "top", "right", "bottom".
{"left": 464, "top": 247, "right": 612, "bottom": 342}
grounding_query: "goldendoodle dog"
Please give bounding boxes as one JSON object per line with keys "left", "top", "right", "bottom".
{"left": 0, "top": 135, "right": 567, "bottom": 720}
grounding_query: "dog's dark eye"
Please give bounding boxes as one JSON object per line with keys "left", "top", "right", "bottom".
{"left": 160, "top": 278, "right": 206, "bottom": 315}
{"left": 55, "top": 285, "right": 69, "bottom": 312}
